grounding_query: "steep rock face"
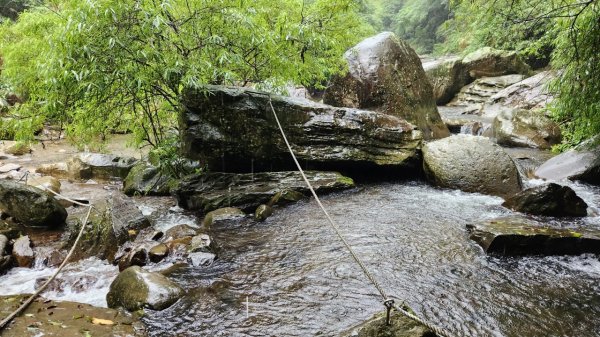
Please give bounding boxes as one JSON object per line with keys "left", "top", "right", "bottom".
{"left": 323, "top": 32, "right": 449, "bottom": 139}
{"left": 423, "top": 55, "right": 469, "bottom": 105}
{"left": 0, "top": 180, "right": 67, "bottom": 228}
{"left": 449, "top": 74, "right": 526, "bottom": 107}
{"left": 502, "top": 183, "right": 588, "bottom": 217}
{"left": 492, "top": 109, "right": 561, "bottom": 149}
{"left": 422, "top": 135, "right": 522, "bottom": 198}
{"left": 180, "top": 86, "right": 422, "bottom": 173}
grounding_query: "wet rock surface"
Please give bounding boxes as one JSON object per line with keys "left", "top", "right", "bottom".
{"left": 341, "top": 311, "right": 434, "bottom": 337}
{"left": 0, "top": 180, "right": 67, "bottom": 228}
{"left": 174, "top": 171, "right": 355, "bottom": 213}
{"left": 467, "top": 217, "right": 600, "bottom": 256}
{"left": 68, "top": 153, "right": 138, "bottom": 181}
{"left": 202, "top": 207, "right": 246, "bottom": 227}
{"left": 106, "top": 265, "right": 184, "bottom": 311}
{"left": 503, "top": 183, "right": 588, "bottom": 217}
{"left": 423, "top": 55, "right": 469, "bottom": 105}
{"left": 123, "top": 162, "right": 174, "bottom": 196}
{"left": 111, "top": 192, "right": 150, "bottom": 243}
{"left": 461, "top": 47, "right": 530, "bottom": 79}
{"left": 180, "top": 85, "right": 423, "bottom": 173}
{"left": 488, "top": 71, "right": 555, "bottom": 110}
{"left": 0, "top": 295, "right": 146, "bottom": 337}
{"left": 492, "top": 108, "right": 561, "bottom": 149}
{"left": 449, "top": 74, "right": 525, "bottom": 108}
{"left": 535, "top": 145, "right": 600, "bottom": 185}
{"left": 324, "top": 32, "right": 449, "bottom": 139}
{"left": 12, "top": 235, "right": 34, "bottom": 268}
{"left": 422, "top": 135, "right": 522, "bottom": 198}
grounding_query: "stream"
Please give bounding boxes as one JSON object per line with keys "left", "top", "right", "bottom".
{"left": 1, "top": 179, "right": 599, "bottom": 336}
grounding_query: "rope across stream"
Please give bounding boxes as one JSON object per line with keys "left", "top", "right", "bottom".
{"left": 268, "top": 97, "right": 457, "bottom": 337}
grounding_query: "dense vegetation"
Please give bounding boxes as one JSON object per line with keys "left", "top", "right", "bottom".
{"left": 0, "top": 0, "right": 598, "bottom": 151}
{"left": 0, "top": 0, "right": 371, "bottom": 151}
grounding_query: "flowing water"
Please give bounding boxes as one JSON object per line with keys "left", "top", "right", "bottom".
{"left": 1, "top": 180, "right": 599, "bottom": 336}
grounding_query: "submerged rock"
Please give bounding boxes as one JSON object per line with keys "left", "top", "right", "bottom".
{"left": 107, "top": 265, "right": 184, "bottom": 311}
{"left": 462, "top": 47, "right": 530, "bottom": 79}
{"left": 492, "top": 109, "right": 561, "bottom": 149}
{"left": 180, "top": 85, "right": 423, "bottom": 173}
{"left": 422, "top": 135, "right": 522, "bottom": 198}
{"left": 341, "top": 311, "right": 434, "bottom": 337}
{"left": 324, "top": 32, "right": 449, "bottom": 139}
{"left": 0, "top": 180, "right": 67, "bottom": 228}
{"left": 174, "top": 171, "right": 354, "bottom": 213}
{"left": 202, "top": 207, "right": 246, "bottom": 227}
{"left": 467, "top": 217, "right": 600, "bottom": 256}
{"left": 255, "top": 204, "right": 273, "bottom": 221}
{"left": 503, "top": 183, "right": 588, "bottom": 217}
{"left": 0, "top": 295, "right": 146, "bottom": 337}
{"left": 123, "top": 162, "right": 174, "bottom": 196}
{"left": 164, "top": 224, "right": 198, "bottom": 240}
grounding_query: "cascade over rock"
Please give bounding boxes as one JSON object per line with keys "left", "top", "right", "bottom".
{"left": 180, "top": 85, "right": 422, "bottom": 174}
{"left": 323, "top": 32, "right": 449, "bottom": 139}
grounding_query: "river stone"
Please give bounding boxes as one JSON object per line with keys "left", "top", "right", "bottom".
{"left": 149, "top": 243, "right": 169, "bottom": 263}
{"left": 422, "top": 135, "right": 522, "bottom": 198}
{"left": 189, "top": 234, "right": 216, "bottom": 254}
{"left": 35, "top": 162, "right": 70, "bottom": 179}
{"left": 202, "top": 207, "right": 245, "bottom": 227}
{"left": 12, "top": 235, "right": 34, "bottom": 267}
{"left": 123, "top": 162, "right": 174, "bottom": 196}
{"left": 492, "top": 108, "right": 561, "bottom": 149}
{"left": 111, "top": 192, "right": 150, "bottom": 243}
{"left": 467, "top": 217, "right": 600, "bottom": 256}
{"left": 0, "top": 163, "right": 21, "bottom": 173}
{"left": 0, "top": 233, "right": 7, "bottom": 255}
{"left": 26, "top": 176, "right": 61, "bottom": 194}
{"left": 174, "top": 171, "right": 355, "bottom": 213}
{"left": 255, "top": 204, "right": 273, "bottom": 221}
{"left": 0, "top": 180, "right": 67, "bottom": 227}
{"left": 68, "top": 153, "right": 138, "bottom": 181}
{"left": 118, "top": 246, "right": 148, "bottom": 272}
{"left": 462, "top": 47, "right": 530, "bottom": 79}
{"left": 323, "top": 32, "right": 449, "bottom": 140}
{"left": 535, "top": 147, "right": 600, "bottom": 185}
{"left": 164, "top": 224, "right": 198, "bottom": 240}
{"left": 181, "top": 85, "right": 423, "bottom": 173}
{"left": 423, "top": 55, "right": 469, "bottom": 105}
{"left": 0, "top": 295, "right": 146, "bottom": 337}
{"left": 340, "top": 311, "right": 434, "bottom": 337}
{"left": 503, "top": 183, "right": 588, "bottom": 217}
{"left": 188, "top": 252, "right": 216, "bottom": 267}
{"left": 488, "top": 71, "right": 555, "bottom": 110}
{"left": 107, "top": 266, "right": 184, "bottom": 311}
{"left": 268, "top": 189, "right": 305, "bottom": 206}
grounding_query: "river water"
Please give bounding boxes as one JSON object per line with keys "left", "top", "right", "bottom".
{"left": 1, "top": 180, "right": 599, "bottom": 336}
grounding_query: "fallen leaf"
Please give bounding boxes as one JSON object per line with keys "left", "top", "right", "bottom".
{"left": 91, "top": 317, "right": 115, "bottom": 326}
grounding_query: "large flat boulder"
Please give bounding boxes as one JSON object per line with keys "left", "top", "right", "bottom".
{"left": 0, "top": 180, "right": 67, "bottom": 228}
{"left": 323, "top": 32, "right": 449, "bottom": 139}
{"left": 174, "top": 171, "right": 354, "bottom": 213}
{"left": 488, "top": 71, "right": 555, "bottom": 110}
{"left": 180, "top": 86, "right": 422, "bottom": 173}
{"left": 467, "top": 217, "right": 600, "bottom": 256}
{"left": 422, "top": 135, "right": 522, "bottom": 198}
{"left": 462, "top": 47, "right": 530, "bottom": 79}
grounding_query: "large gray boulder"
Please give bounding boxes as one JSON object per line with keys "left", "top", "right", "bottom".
{"left": 0, "top": 180, "right": 67, "bottom": 228}
{"left": 535, "top": 143, "right": 600, "bottom": 185}
{"left": 467, "top": 217, "right": 600, "bottom": 256}
{"left": 462, "top": 47, "right": 530, "bottom": 79}
{"left": 422, "top": 135, "right": 522, "bottom": 198}
{"left": 174, "top": 171, "right": 354, "bottom": 213}
{"left": 503, "top": 183, "right": 588, "bottom": 217}
{"left": 180, "top": 86, "right": 422, "bottom": 173}
{"left": 323, "top": 32, "right": 449, "bottom": 139}
{"left": 492, "top": 108, "right": 561, "bottom": 149}
{"left": 68, "top": 153, "right": 138, "bottom": 181}
{"left": 106, "top": 266, "right": 183, "bottom": 311}
{"left": 423, "top": 55, "right": 469, "bottom": 105}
